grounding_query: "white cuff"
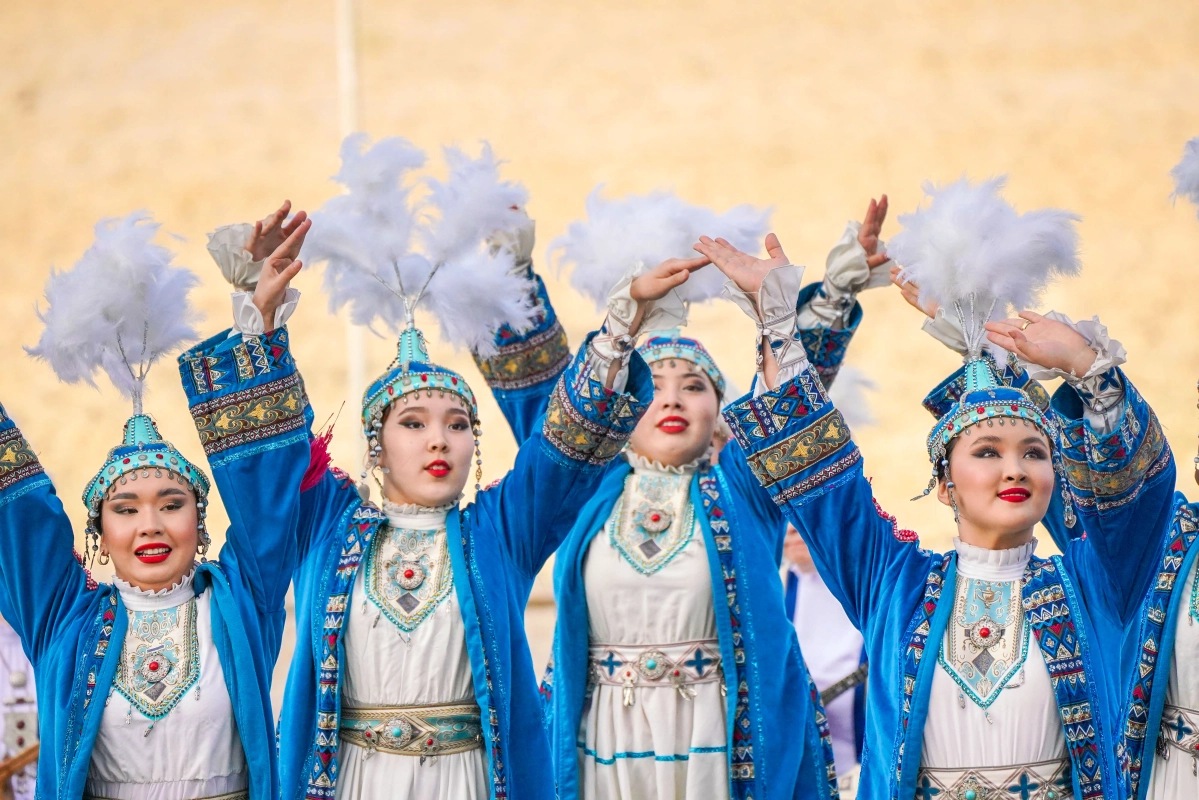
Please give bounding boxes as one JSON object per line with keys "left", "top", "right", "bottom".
{"left": 608, "top": 263, "right": 689, "bottom": 337}
{"left": 488, "top": 217, "right": 536, "bottom": 274}
{"left": 207, "top": 224, "right": 265, "bottom": 292}
{"left": 797, "top": 222, "right": 891, "bottom": 330}
{"left": 722, "top": 265, "right": 811, "bottom": 395}
{"left": 1021, "top": 311, "right": 1127, "bottom": 433}
{"left": 231, "top": 288, "right": 301, "bottom": 335}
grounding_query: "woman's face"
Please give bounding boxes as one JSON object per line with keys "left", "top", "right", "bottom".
{"left": 378, "top": 392, "right": 474, "bottom": 508}
{"left": 99, "top": 472, "right": 200, "bottom": 592}
{"left": 627, "top": 359, "right": 720, "bottom": 467}
{"left": 937, "top": 418, "right": 1055, "bottom": 549}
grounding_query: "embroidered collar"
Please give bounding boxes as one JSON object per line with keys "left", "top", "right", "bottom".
{"left": 953, "top": 537, "right": 1035, "bottom": 580}
{"left": 113, "top": 566, "right": 197, "bottom": 611}
{"left": 624, "top": 450, "right": 708, "bottom": 476}
{"left": 381, "top": 497, "right": 457, "bottom": 530}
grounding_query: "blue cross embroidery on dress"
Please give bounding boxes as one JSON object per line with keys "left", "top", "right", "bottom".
{"left": 608, "top": 472, "right": 696, "bottom": 576}
{"left": 937, "top": 576, "right": 1029, "bottom": 710}
{"left": 364, "top": 524, "right": 454, "bottom": 633}
{"left": 114, "top": 599, "right": 201, "bottom": 726}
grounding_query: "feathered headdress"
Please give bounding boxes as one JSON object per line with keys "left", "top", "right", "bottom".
{"left": 549, "top": 187, "right": 771, "bottom": 310}
{"left": 1171, "top": 137, "right": 1199, "bottom": 216}
{"left": 305, "top": 135, "right": 536, "bottom": 489}
{"left": 890, "top": 178, "right": 1080, "bottom": 522}
{"left": 26, "top": 211, "right": 211, "bottom": 562}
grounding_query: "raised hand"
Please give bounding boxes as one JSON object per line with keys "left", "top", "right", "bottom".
{"left": 858, "top": 195, "right": 890, "bottom": 269}
{"left": 252, "top": 216, "right": 311, "bottom": 329}
{"left": 629, "top": 256, "right": 710, "bottom": 302}
{"left": 890, "top": 265, "right": 939, "bottom": 319}
{"left": 693, "top": 233, "right": 790, "bottom": 296}
{"left": 246, "top": 200, "right": 309, "bottom": 263}
{"left": 985, "top": 311, "right": 1097, "bottom": 376}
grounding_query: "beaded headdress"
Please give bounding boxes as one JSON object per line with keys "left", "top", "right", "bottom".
{"left": 305, "top": 134, "right": 538, "bottom": 490}
{"left": 27, "top": 212, "right": 210, "bottom": 563}
{"left": 888, "top": 177, "right": 1081, "bottom": 523}
{"left": 637, "top": 328, "right": 726, "bottom": 398}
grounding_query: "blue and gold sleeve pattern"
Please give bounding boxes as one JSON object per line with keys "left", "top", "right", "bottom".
{"left": 0, "top": 404, "right": 48, "bottom": 504}
{"left": 922, "top": 351, "right": 1051, "bottom": 421}
{"left": 723, "top": 363, "right": 859, "bottom": 506}
{"left": 796, "top": 281, "right": 861, "bottom": 389}
{"left": 178, "top": 327, "right": 310, "bottom": 468}
{"left": 541, "top": 339, "right": 649, "bottom": 468}
{"left": 1053, "top": 368, "right": 1170, "bottom": 514}
{"left": 473, "top": 276, "right": 572, "bottom": 392}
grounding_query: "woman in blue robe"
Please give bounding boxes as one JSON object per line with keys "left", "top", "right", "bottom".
{"left": 700, "top": 209, "right": 1126, "bottom": 800}
{"left": 469, "top": 202, "right": 894, "bottom": 800}
{"left": 0, "top": 213, "right": 311, "bottom": 800}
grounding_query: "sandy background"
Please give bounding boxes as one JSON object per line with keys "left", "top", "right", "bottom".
{"left": 3, "top": 1, "right": 1199, "bottom": 705}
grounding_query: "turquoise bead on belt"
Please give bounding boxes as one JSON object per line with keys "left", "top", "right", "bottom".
{"left": 964, "top": 791, "right": 976, "bottom": 800}
{"left": 645, "top": 659, "right": 658, "bottom": 670}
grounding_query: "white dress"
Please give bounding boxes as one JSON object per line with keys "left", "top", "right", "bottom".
{"left": 1147, "top": 556, "right": 1199, "bottom": 798}
{"left": 0, "top": 617, "right": 36, "bottom": 800}
{"left": 919, "top": 539, "right": 1072, "bottom": 798}
{"left": 335, "top": 502, "right": 487, "bottom": 800}
{"left": 87, "top": 571, "right": 248, "bottom": 800}
{"left": 579, "top": 454, "right": 729, "bottom": 800}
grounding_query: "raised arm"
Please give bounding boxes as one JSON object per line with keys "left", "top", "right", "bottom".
{"left": 988, "top": 311, "right": 1175, "bottom": 622}
{"left": 472, "top": 334, "right": 652, "bottom": 579}
{"left": 181, "top": 213, "right": 313, "bottom": 614}
{"left": 0, "top": 404, "right": 93, "bottom": 662}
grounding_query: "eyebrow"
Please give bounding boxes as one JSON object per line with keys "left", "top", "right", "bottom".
{"left": 108, "top": 487, "right": 189, "bottom": 501}
{"left": 970, "top": 435, "right": 1048, "bottom": 446}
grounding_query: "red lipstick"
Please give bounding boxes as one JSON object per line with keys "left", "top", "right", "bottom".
{"left": 657, "top": 416, "right": 689, "bottom": 435}
{"left": 135, "top": 543, "right": 172, "bottom": 564}
{"left": 426, "top": 460, "right": 451, "bottom": 478}
{"left": 998, "top": 488, "right": 1031, "bottom": 503}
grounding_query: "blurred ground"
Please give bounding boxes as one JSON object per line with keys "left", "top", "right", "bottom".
{"left": 3, "top": 1, "right": 1199, "bottom": 711}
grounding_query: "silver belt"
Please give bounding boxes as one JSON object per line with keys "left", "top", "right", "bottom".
{"left": 588, "top": 640, "right": 723, "bottom": 706}
{"left": 916, "top": 758, "right": 1072, "bottom": 799}
{"left": 1156, "top": 701, "right": 1199, "bottom": 773}
{"left": 85, "top": 794, "right": 248, "bottom": 800}
{"left": 340, "top": 701, "right": 483, "bottom": 761}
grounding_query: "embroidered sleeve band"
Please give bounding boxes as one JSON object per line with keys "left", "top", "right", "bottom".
{"left": 472, "top": 277, "right": 571, "bottom": 392}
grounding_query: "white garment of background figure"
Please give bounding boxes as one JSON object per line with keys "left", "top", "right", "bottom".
{"left": 782, "top": 526, "right": 864, "bottom": 799}
{"left": 0, "top": 616, "right": 36, "bottom": 800}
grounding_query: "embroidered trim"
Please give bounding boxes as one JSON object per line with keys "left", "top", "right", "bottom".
{"left": 339, "top": 702, "right": 483, "bottom": 757}
{"left": 723, "top": 371, "right": 829, "bottom": 449}
{"left": 542, "top": 363, "right": 642, "bottom": 467}
{"left": 363, "top": 524, "right": 454, "bottom": 632}
{"left": 744, "top": 411, "right": 851, "bottom": 491}
{"left": 475, "top": 316, "right": 571, "bottom": 392}
{"left": 937, "top": 576, "right": 1029, "bottom": 709}
{"left": 798, "top": 323, "right": 855, "bottom": 390}
{"left": 917, "top": 758, "right": 1073, "bottom": 800}
{"left": 1155, "top": 702, "right": 1199, "bottom": 765}
{"left": 0, "top": 427, "right": 45, "bottom": 493}
{"left": 180, "top": 327, "right": 295, "bottom": 396}
{"left": 606, "top": 471, "right": 696, "bottom": 575}
{"left": 114, "top": 598, "right": 200, "bottom": 721}
{"left": 872, "top": 498, "right": 920, "bottom": 543}
{"left": 577, "top": 743, "right": 729, "bottom": 765}
{"left": 806, "top": 671, "right": 839, "bottom": 799}
{"left": 189, "top": 371, "right": 307, "bottom": 458}
{"left": 1120, "top": 503, "right": 1199, "bottom": 796}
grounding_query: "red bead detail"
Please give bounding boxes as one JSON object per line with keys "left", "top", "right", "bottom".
{"left": 650, "top": 513, "right": 661, "bottom": 522}
{"left": 420, "top": 374, "right": 428, "bottom": 382}
{"left": 387, "top": 386, "right": 395, "bottom": 395}
{"left": 1011, "top": 405, "right": 1019, "bottom": 412}
{"left": 673, "top": 670, "right": 680, "bottom": 676}
{"left": 15, "top": 720, "right": 24, "bottom": 729}
{"left": 976, "top": 406, "right": 986, "bottom": 414}
{"left": 15, "top": 737, "right": 23, "bottom": 747}
{"left": 427, "top": 738, "right": 435, "bottom": 746}
{"left": 979, "top": 627, "right": 991, "bottom": 638}
{"left": 404, "top": 569, "right": 415, "bottom": 579}
{"left": 451, "top": 377, "right": 458, "bottom": 385}
{"left": 123, "top": 458, "right": 131, "bottom": 464}
{"left": 149, "top": 661, "right": 160, "bottom": 671}
{"left": 156, "top": 453, "right": 163, "bottom": 459}
{"left": 365, "top": 731, "right": 373, "bottom": 738}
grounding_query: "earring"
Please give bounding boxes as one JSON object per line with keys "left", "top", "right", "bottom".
{"left": 474, "top": 428, "right": 483, "bottom": 493}
{"left": 98, "top": 551, "right": 110, "bottom": 566}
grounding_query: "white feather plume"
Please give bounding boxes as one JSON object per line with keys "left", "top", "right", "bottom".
{"left": 27, "top": 212, "right": 202, "bottom": 412}
{"left": 306, "top": 136, "right": 536, "bottom": 357}
{"left": 826, "top": 366, "right": 877, "bottom": 429}
{"left": 1170, "top": 137, "right": 1199, "bottom": 215}
{"left": 889, "top": 177, "right": 1080, "bottom": 357}
{"left": 550, "top": 187, "right": 771, "bottom": 310}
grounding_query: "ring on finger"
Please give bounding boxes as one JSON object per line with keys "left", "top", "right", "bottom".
{"left": 1020, "top": 320, "right": 1032, "bottom": 331}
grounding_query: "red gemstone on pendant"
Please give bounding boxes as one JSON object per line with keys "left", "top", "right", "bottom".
{"left": 149, "top": 661, "right": 160, "bottom": 671}
{"left": 979, "top": 627, "right": 991, "bottom": 638}
{"left": 427, "top": 738, "right": 435, "bottom": 746}
{"left": 404, "top": 569, "right": 415, "bottom": 579}
{"left": 650, "top": 514, "right": 661, "bottom": 522}
{"left": 365, "top": 731, "right": 373, "bottom": 738}
{"left": 673, "top": 670, "right": 680, "bottom": 676}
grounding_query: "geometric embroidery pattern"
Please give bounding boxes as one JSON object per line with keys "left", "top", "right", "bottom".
{"left": 917, "top": 758, "right": 1074, "bottom": 799}
{"left": 0, "top": 426, "right": 45, "bottom": 494}
{"left": 938, "top": 576, "right": 1029, "bottom": 709}
{"left": 189, "top": 371, "right": 307, "bottom": 459}
{"left": 114, "top": 599, "right": 201, "bottom": 721}
{"left": 743, "top": 411, "right": 851, "bottom": 491}
{"left": 541, "top": 353, "right": 646, "bottom": 467}
{"left": 475, "top": 316, "right": 571, "bottom": 392}
{"left": 363, "top": 525, "right": 454, "bottom": 633}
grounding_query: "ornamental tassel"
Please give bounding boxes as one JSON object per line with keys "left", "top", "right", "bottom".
{"left": 672, "top": 670, "right": 696, "bottom": 701}
{"left": 622, "top": 671, "right": 637, "bottom": 708}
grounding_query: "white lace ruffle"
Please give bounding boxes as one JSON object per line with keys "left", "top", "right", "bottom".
{"left": 624, "top": 449, "right": 708, "bottom": 476}
{"left": 721, "top": 265, "right": 810, "bottom": 396}
{"left": 113, "top": 566, "right": 197, "bottom": 611}
{"left": 380, "top": 497, "right": 458, "bottom": 530}
{"left": 230, "top": 289, "right": 301, "bottom": 335}
{"left": 206, "top": 224, "right": 263, "bottom": 292}
{"left": 953, "top": 537, "right": 1036, "bottom": 580}
{"left": 1019, "top": 311, "right": 1127, "bottom": 382}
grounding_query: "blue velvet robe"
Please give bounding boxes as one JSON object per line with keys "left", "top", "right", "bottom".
{"left": 470, "top": 281, "right": 856, "bottom": 800}
{"left": 722, "top": 360, "right": 1124, "bottom": 800}
{"left": 275, "top": 330, "right": 652, "bottom": 800}
{"left": 0, "top": 325, "right": 309, "bottom": 800}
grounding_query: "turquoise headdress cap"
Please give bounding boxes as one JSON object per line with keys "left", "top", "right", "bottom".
{"left": 361, "top": 326, "right": 479, "bottom": 445}
{"left": 83, "top": 413, "right": 212, "bottom": 557}
{"left": 637, "top": 329, "right": 726, "bottom": 398}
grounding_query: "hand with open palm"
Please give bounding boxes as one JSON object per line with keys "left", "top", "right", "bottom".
{"left": 692, "top": 233, "right": 791, "bottom": 297}
{"left": 245, "top": 200, "right": 309, "bottom": 263}
{"left": 252, "top": 216, "right": 311, "bottom": 330}
{"left": 985, "top": 312, "right": 1097, "bottom": 376}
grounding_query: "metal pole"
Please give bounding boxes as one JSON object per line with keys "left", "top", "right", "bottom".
{"left": 336, "top": 0, "right": 366, "bottom": 460}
